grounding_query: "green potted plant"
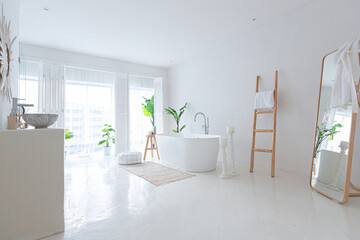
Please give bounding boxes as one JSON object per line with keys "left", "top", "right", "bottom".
{"left": 165, "top": 103, "right": 187, "bottom": 133}
{"left": 64, "top": 129, "right": 74, "bottom": 160}
{"left": 65, "top": 129, "right": 74, "bottom": 141}
{"left": 98, "top": 124, "right": 115, "bottom": 156}
{"left": 314, "top": 123, "right": 343, "bottom": 158}
{"left": 142, "top": 95, "right": 155, "bottom": 133}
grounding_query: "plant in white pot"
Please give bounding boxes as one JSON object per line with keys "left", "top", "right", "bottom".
{"left": 98, "top": 124, "right": 115, "bottom": 156}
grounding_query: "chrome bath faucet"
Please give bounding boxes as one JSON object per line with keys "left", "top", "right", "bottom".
{"left": 194, "top": 112, "right": 209, "bottom": 135}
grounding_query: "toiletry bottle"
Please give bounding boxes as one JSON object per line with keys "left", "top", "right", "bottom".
{"left": 7, "top": 115, "right": 17, "bottom": 130}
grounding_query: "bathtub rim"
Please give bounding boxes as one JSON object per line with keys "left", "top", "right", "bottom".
{"left": 156, "top": 133, "right": 220, "bottom": 139}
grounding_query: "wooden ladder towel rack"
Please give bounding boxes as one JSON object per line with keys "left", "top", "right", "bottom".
{"left": 250, "top": 71, "right": 278, "bottom": 177}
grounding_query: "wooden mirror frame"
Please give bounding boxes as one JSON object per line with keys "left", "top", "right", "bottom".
{"left": 310, "top": 50, "right": 360, "bottom": 204}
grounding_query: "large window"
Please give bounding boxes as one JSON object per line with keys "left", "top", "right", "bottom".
{"left": 19, "top": 57, "right": 163, "bottom": 157}
{"left": 129, "top": 76, "right": 155, "bottom": 152}
{"left": 19, "top": 60, "right": 41, "bottom": 113}
{"left": 64, "top": 66, "right": 115, "bottom": 156}
{"left": 323, "top": 105, "right": 352, "bottom": 152}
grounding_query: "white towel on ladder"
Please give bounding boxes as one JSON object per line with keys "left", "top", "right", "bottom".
{"left": 254, "top": 91, "right": 274, "bottom": 110}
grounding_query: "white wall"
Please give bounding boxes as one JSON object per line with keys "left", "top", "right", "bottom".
{"left": 20, "top": 44, "right": 168, "bottom": 80}
{"left": 167, "top": 0, "right": 360, "bottom": 179}
{"left": 0, "top": 0, "right": 19, "bottom": 129}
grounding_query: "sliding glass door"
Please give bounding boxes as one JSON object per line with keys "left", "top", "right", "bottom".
{"left": 64, "top": 66, "right": 115, "bottom": 156}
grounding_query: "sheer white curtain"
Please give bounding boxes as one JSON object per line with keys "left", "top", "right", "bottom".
{"left": 114, "top": 72, "right": 129, "bottom": 154}
{"left": 64, "top": 66, "right": 115, "bottom": 156}
{"left": 129, "top": 76, "right": 155, "bottom": 152}
{"left": 41, "top": 61, "right": 65, "bottom": 128}
{"left": 154, "top": 78, "right": 164, "bottom": 134}
{"left": 19, "top": 58, "right": 64, "bottom": 127}
{"left": 19, "top": 59, "right": 41, "bottom": 113}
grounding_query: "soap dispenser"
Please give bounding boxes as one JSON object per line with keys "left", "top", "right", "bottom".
{"left": 7, "top": 115, "right": 17, "bottom": 130}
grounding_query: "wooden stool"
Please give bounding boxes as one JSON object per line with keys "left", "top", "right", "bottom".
{"left": 144, "top": 135, "right": 160, "bottom": 160}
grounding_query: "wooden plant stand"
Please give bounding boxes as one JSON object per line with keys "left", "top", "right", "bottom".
{"left": 144, "top": 135, "right": 160, "bottom": 160}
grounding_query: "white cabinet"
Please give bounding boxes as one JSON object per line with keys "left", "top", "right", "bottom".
{"left": 0, "top": 129, "right": 64, "bottom": 240}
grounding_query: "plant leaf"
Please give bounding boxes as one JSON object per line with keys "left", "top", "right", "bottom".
{"left": 179, "top": 103, "right": 188, "bottom": 112}
{"left": 168, "top": 107, "right": 178, "bottom": 116}
{"left": 180, "top": 125, "right": 186, "bottom": 132}
{"left": 142, "top": 106, "right": 152, "bottom": 117}
{"left": 165, "top": 108, "right": 177, "bottom": 117}
{"left": 142, "top": 95, "right": 154, "bottom": 117}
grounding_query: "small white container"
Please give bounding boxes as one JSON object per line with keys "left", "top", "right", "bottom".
{"left": 104, "top": 146, "right": 111, "bottom": 156}
{"left": 117, "top": 152, "right": 142, "bottom": 165}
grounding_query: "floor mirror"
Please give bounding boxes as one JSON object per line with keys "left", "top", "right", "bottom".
{"left": 310, "top": 50, "right": 360, "bottom": 203}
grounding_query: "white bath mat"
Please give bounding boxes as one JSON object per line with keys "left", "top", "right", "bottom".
{"left": 119, "top": 161, "right": 194, "bottom": 186}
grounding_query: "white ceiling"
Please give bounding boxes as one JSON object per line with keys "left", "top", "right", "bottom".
{"left": 19, "top": 0, "right": 315, "bottom": 68}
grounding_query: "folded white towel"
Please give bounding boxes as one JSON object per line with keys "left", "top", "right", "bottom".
{"left": 254, "top": 91, "right": 274, "bottom": 110}
{"left": 331, "top": 39, "right": 360, "bottom": 112}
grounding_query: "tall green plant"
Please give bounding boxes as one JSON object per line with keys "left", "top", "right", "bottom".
{"left": 98, "top": 124, "right": 115, "bottom": 147}
{"left": 142, "top": 95, "right": 155, "bottom": 127}
{"left": 165, "top": 103, "right": 188, "bottom": 133}
{"left": 314, "top": 123, "right": 343, "bottom": 158}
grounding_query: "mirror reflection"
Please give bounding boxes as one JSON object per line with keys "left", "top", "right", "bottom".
{"left": 311, "top": 53, "right": 353, "bottom": 202}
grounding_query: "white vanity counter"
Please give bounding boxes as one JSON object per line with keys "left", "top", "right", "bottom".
{"left": 0, "top": 129, "right": 64, "bottom": 240}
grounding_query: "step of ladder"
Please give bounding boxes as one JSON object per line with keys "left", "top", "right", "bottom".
{"left": 254, "top": 129, "right": 273, "bottom": 133}
{"left": 256, "top": 110, "right": 274, "bottom": 114}
{"left": 253, "top": 148, "right": 273, "bottom": 153}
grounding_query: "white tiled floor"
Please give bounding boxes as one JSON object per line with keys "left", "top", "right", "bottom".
{"left": 43, "top": 156, "right": 360, "bottom": 240}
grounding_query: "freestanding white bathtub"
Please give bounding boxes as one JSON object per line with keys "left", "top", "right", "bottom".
{"left": 156, "top": 133, "right": 220, "bottom": 172}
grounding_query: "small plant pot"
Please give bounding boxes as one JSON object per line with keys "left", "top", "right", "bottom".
{"left": 104, "top": 146, "right": 111, "bottom": 156}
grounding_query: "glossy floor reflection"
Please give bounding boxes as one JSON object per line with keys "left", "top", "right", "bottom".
{"left": 43, "top": 155, "right": 360, "bottom": 240}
